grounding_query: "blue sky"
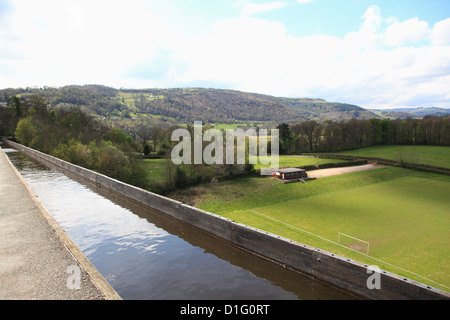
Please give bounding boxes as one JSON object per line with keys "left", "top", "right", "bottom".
{"left": 1, "top": 0, "right": 450, "bottom": 109}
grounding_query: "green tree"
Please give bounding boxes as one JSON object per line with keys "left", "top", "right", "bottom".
{"left": 143, "top": 144, "right": 151, "bottom": 155}
{"left": 277, "top": 123, "right": 293, "bottom": 154}
{"left": 296, "top": 120, "right": 321, "bottom": 153}
{"left": 103, "top": 127, "right": 133, "bottom": 145}
{"left": 368, "top": 118, "right": 382, "bottom": 145}
{"left": 28, "top": 95, "right": 48, "bottom": 115}
{"left": 15, "top": 117, "right": 36, "bottom": 146}
{"left": 97, "top": 144, "right": 132, "bottom": 182}
{"left": 8, "top": 96, "right": 23, "bottom": 120}
{"left": 381, "top": 119, "right": 393, "bottom": 145}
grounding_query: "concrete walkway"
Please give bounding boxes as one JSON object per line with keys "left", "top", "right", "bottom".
{"left": 0, "top": 147, "right": 120, "bottom": 300}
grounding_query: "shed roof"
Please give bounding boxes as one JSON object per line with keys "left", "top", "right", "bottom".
{"left": 277, "top": 168, "right": 306, "bottom": 173}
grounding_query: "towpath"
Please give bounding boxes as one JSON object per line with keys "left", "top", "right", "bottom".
{"left": 0, "top": 146, "right": 120, "bottom": 300}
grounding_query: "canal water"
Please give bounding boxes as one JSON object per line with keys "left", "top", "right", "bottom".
{"left": 3, "top": 146, "right": 356, "bottom": 300}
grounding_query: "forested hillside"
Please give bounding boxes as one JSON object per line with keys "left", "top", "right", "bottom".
{"left": 0, "top": 85, "right": 378, "bottom": 135}
{"left": 370, "top": 107, "right": 450, "bottom": 119}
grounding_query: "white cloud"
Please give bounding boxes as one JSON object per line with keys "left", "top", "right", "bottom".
{"left": 343, "top": 6, "right": 386, "bottom": 52}
{"left": 431, "top": 18, "right": 450, "bottom": 46}
{"left": 385, "top": 18, "right": 431, "bottom": 46}
{"left": 175, "top": 17, "right": 290, "bottom": 88}
{"left": 0, "top": 1, "right": 449, "bottom": 109}
{"left": 177, "top": 5, "right": 450, "bottom": 108}
{"left": 361, "top": 5, "right": 384, "bottom": 33}
{"left": 0, "top": 0, "right": 182, "bottom": 88}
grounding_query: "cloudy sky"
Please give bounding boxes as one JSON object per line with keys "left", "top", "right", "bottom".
{"left": 1, "top": 0, "right": 449, "bottom": 109}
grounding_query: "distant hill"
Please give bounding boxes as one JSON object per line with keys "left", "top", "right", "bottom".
{"left": 0, "top": 85, "right": 379, "bottom": 131}
{"left": 120, "top": 87, "right": 378, "bottom": 123}
{"left": 370, "top": 107, "right": 450, "bottom": 119}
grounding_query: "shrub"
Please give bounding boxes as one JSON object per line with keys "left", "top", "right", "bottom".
{"left": 15, "top": 117, "right": 36, "bottom": 146}
{"left": 97, "top": 144, "right": 132, "bottom": 182}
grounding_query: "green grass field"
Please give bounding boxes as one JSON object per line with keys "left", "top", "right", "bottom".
{"left": 211, "top": 123, "right": 253, "bottom": 130}
{"left": 177, "top": 167, "right": 450, "bottom": 291}
{"left": 332, "top": 145, "right": 450, "bottom": 169}
{"left": 142, "top": 158, "right": 169, "bottom": 183}
{"left": 252, "top": 155, "right": 345, "bottom": 170}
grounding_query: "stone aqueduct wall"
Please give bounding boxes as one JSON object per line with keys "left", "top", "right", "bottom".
{"left": 4, "top": 139, "right": 449, "bottom": 300}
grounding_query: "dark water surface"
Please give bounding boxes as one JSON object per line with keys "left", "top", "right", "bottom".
{"left": 4, "top": 147, "right": 356, "bottom": 300}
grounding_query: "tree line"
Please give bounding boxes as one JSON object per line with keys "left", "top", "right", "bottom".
{"left": 278, "top": 116, "right": 450, "bottom": 154}
{"left": 135, "top": 122, "right": 257, "bottom": 194}
{"left": 2, "top": 94, "right": 150, "bottom": 189}
{"left": 0, "top": 95, "right": 256, "bottom": 195}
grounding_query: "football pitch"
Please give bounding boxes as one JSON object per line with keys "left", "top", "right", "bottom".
{"left": 194, "top": 168, "right": 450, "bottom": 291}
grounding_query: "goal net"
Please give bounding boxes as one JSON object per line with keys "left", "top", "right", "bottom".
{"left": 338, "top": 232, "right": 370, "bottom": 255}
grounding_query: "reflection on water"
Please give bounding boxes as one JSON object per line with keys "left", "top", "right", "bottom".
{"left": 4, "top": 147, "right": 356, "bottom": 300}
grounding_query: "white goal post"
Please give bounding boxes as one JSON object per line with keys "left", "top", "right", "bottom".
{"left": 338, "top": 232, "right": 370, "bottom": 255}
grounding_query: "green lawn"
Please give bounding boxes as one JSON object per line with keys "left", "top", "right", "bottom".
{"left": 332, "top": 145, "right": 450, "bottom": 169}
{"left": 183, "top": 167, "right": 450, "bottom": 291}
{"left": 142, "top": 158, "right": 169, "bottom": 183}
{"left": 252, "top": 155, "right": 345, "bottom": 170}
{"left": 212, "top": 123, "right": 252, "bottom": 130}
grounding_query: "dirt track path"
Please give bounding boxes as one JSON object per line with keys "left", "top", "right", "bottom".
{"left": 307, "top": 164, "right": 382, "bottom": 179}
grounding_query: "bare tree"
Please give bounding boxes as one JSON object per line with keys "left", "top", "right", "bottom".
{"left": 297, "top": 120, "right": 322, "bottom": 153}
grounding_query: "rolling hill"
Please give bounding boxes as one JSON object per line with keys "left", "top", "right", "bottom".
{"left": 0, "top": 85, "right": 378, "bottom": 132}
{"left": 370, "top": 107, "right": 450, "bottom": 119}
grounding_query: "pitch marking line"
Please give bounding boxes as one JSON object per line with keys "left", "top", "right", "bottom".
{"left": 250, "top": 209, "right": 449, "bottom": 290}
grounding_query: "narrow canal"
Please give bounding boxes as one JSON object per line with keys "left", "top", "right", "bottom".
{"left": 4, "top": 146, "right": 356, "bottom": 300}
